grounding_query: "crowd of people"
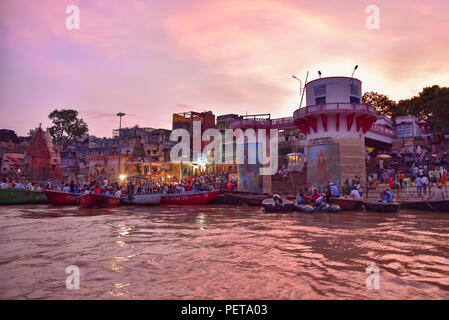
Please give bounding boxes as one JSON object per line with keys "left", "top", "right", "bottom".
{"left": 371, "top": 165, "right": 448, "bottom": 198}
{"left": 0, "top": 170, "right": 239, "bottom": 198}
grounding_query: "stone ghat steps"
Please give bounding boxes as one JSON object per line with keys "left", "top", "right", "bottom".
{"left": 271, "top": 171, "right": 307, "bottom": 194}
{"left": 364, "top": 184, "right": 449, "bottom": 200}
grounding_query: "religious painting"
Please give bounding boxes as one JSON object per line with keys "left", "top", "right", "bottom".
{"left": 307, "top": 144, "right": 340, "bottom": 188}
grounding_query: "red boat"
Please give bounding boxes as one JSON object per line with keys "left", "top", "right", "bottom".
{"left": 44, "top": 190, "right": 80, "bottom": 205}
{"left": 160, "top": 190, "right": 219, "bottom": 205}
{"left": 78, "top": 193, "right": 121, "bottom": 208}
{"left": 330, "top": 197, "right": 363, "bottom": 210}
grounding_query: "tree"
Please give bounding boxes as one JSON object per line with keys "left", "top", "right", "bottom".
{"left": 397, "top": 86, "right": 449, "bottom": 131}
{"left": 362, "top": 92, "right": 406, "bottom": 120}
{"left": 48, "top": 109, "right": 88, "bottom": 144}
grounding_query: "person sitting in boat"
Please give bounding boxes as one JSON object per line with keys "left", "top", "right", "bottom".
{"left": 311, "top": 188, "right": 321, "bottom": 203}
{"left": 431, "top": 186, "right": 444, "bottom": 200}
{"left": 342, "top": 180, "right": 351, "bottom": 196}
{"left": 386, "top": 188, "right": 394, "bottom": 202}
{"left": 379, "top": 189, "right": 391, "bottom": 203}
{"left": 329, "top": 182, "right": 340, "bottom": 198}
{"left": 273, "top": 193, "right": 284, "bottom": 207}
{"left": 350, "top": 186, "right": 362, "bottom": 200}
{"left": 115, "top": 188, "right": 122, "bottom": 198}
{"left": 296, "top": 190, "right": 304, "bottom": 205}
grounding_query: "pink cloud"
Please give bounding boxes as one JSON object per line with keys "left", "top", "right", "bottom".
{"left": 1, "top": 0, "right": 449, "bottom": 136}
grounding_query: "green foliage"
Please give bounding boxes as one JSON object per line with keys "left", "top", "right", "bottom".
{"left": 397, "top": 86, "right": 449, "bottom": 131}
{"left": 363, "top": 86, "right": 449, "bottom": 131}
{"left": 48, "top": 109, "right": 88, "bottom": 144}
{"left": 362, "top": 92, "right": 406, "bottom": 120}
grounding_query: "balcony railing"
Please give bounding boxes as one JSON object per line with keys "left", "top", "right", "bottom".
{"left": 293, "top": 103, "right": 377, "bottom": 118}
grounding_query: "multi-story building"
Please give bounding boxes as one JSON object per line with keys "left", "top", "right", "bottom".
{"left": 1, "top": 153, "right": 25, "bottom": 177}
{"left": 216, "top": 114, "right": 242, "bottom": 131}
{"left": 172, "top": 111, "right": 216, "bottom": 134}
{"left": 112, "top": 126, "right": 154, "bottom": 139}
{"left": 278, "top": 128, "right": 305, "bottom": 154}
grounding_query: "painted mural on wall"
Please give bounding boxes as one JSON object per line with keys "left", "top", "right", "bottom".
{"left": 307, "top": 144, "right": 340, "bottom": 188}
{"left": 238, "top": 143, "right": 262, "bottom": 192}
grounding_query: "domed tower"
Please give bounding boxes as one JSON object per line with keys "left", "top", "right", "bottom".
{"left": 293, "top": 77, "right": 377, "bottom": 189}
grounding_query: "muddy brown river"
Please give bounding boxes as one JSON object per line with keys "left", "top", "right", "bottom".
{"left": 0, "top": 204, "right": 448, "bottom": 299}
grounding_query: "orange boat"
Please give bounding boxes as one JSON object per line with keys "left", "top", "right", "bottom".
{"left": 78, "top": 193, "right": 120, "bottom": 208}
{"left": 44, "top": 190, "right": 79, "bottom": 205}
{"left": 160, "top": 190, "right": 219, "bottom": 205}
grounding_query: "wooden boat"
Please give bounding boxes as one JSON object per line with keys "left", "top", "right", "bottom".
{"left": 0, "top": 188, "right": 49, "bottom": 205}
{"left": 262, "top": 198, "right": 294, "bottom": 213}
{"left": 160, "top": 190, "right": 219, "bottom": 205}
{"left": 44, "top": 190, "right": 79, "bottom": 205}
{"left": 211, "top": 193, "right": 241, "bottom": 205}
{"left": 400, "top": 199, "right": 449, "bottom": 212}
{"left": 363, "top": 201, "right": 399, "bottom": 213}
{"left": 237, "top": 194, "right": 268, "bottom": 206}
{"left": 330, "top": 197, "right": 363, "bottom": 210}
{"left": 78, "top": 193, "right": 121, "bottom": 208}
{"left": 121, "top": 193, "right": 162, "bottom": 205}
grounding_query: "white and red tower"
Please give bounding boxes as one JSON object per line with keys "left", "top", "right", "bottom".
{"left": 293, "top": 77, "right": 377, "bottom": 188}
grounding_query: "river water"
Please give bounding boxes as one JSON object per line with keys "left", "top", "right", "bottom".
{"left": 0, "top": 204, "right": 448, "bottom": 300}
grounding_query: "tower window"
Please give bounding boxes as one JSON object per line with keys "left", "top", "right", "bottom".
{"left": 350, "top": 96, "right": 360, "bottom": 103}
{"left": 315, "top": 96, "right": 326, "bottom": 104}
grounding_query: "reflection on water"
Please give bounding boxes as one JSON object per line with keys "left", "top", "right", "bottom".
{"left": 0, "top": 204, "right": 449, "bottom": 299}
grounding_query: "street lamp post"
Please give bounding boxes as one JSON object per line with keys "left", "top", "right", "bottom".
{"left": 292, "top": 72, "right": 308, "bottom": 108}
{"left": 117, "top": 112, "right": 125, "bottom": 180}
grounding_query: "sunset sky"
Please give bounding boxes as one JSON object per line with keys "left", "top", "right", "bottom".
{"left": 1, "top": 0, "right": 448, "bottom": 137}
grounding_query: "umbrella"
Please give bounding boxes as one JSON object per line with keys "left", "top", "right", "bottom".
{"left": 376, "top": 154, "right": 391, "bottom": 160}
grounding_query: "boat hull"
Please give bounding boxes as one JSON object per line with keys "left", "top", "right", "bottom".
{"left": 313, "top": 204, "right": 341, "bottom": 213}
{"left": 238, "top": 195, "right": 267, "bottom": 206}
{"left": 211, "top": 193, "right": 241, "bottom": 205}
{"left": 364, "top": 201, "right": 399, "bottom": 213}
{"left": 262, "top": 198, "right": 294, "bottom": 213}
{"left": 79, "top": 193, "right": 120, "bottom": 208}
{"left": 330, "top": 198, "right": 363, "bottom": 210}
{"left": 121, "top": 193, "right": 162, "bottom": 205}
{"left": 293, "top": 204, "right": 314, "bottom": 213}
{"left": 160, "top": 190, "right": 219, "bottom": 205}
{"left": 44, "top": 190, "right": 79, "bottom": 205}
{"left": 0, "top": 188, "right": 49, "bottom": 205}
{"left": 400, "top": 199, "right": 449, "bottom": 212}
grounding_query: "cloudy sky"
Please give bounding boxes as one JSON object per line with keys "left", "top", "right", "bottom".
{"left": 1, "top": 0, "right": 448, "bottom": 137}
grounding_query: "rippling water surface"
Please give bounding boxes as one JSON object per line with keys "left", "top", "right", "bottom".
{"left": 1, "top": 204, "right": 449, "bottom": 299}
